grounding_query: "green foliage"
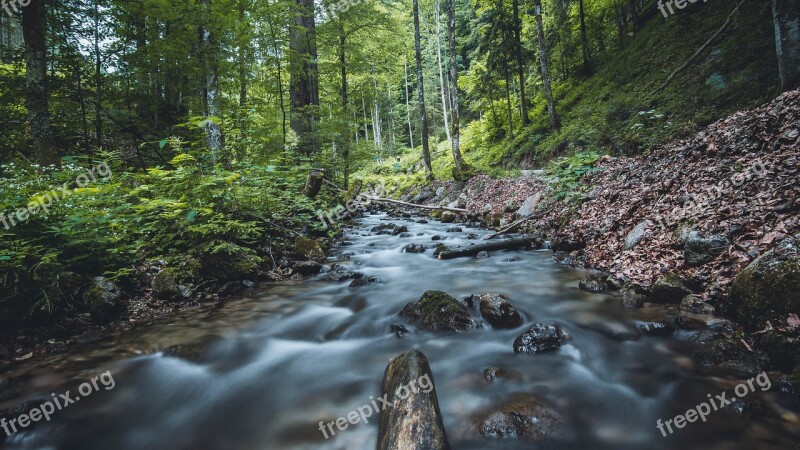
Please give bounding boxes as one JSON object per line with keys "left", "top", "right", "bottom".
{"left": 543, "top": 151, "right": 601, "bottom": 204}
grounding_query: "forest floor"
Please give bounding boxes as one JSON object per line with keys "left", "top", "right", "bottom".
{"left": 399, "top": 89, "right": 799, "bottom": 314}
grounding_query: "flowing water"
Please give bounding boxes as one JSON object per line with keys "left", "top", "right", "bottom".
{"left": 1, "top": 213, "right": 799, "bottom": 450}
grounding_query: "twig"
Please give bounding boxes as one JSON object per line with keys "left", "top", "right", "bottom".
{"left": 322, "top": 178, "right": 346, "bottom": 192}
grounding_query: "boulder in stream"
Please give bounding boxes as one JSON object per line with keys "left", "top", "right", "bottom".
{"left": 399, "top": 290, "right": 478, "bottom": 332}
{"left": 377, "top": 349, "right": 450, "bottom": 450}
{"left": 471, "top": 293, "right": 522, "bottom": 329}
{"left": 513, "top": 323, "right": 565, "bottom": 354}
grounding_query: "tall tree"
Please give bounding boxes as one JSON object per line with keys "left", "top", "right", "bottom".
{"left": 533, "top": 0, "right": 560, "bottom": 131}
{"left": 435, "top": 0, "right": 451, "bottom": 145}
{"left": 413, "top": 0, "right": 433, "bottom": 180}
{"left": 289, "top": 0, "right": 320, "bottom": 155}
{"left": 22, "top": 0, "right": 58, "bottom": 165}
{"left": 448, "top": 0, "right": 468, "bottom": 178}
{"left": 772, "top": 0, "right": 800, "bottom": 91}
{"left": 199, "top": 0, "right": 223, "bottom": 152}
{"left": 512, "top": 0, "right": 529, "bottom": 126}
{"left": 578, "top": 0, "right": 591, "bottom": 73}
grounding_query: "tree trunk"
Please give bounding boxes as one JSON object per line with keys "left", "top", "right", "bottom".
{"left": 579, "top": 0, "right": 591, "bottom": 73}
{"left": 238, "top": 0, "right": 248, "bottom": 107}
{"left": 199, "top": 0, "right": 223, "bottom": 153}
{"left": 289, "top": 0, "right": 320, "bottom": 155}
{"left": 338, "top": 24, "right": 350, "bottom": 188}
{"left": 447, "top": 0, "right": 467, "bottom": 176}
{"left": 303, "top": 169, "right": 324, "bottom": 198}
{"left": 512, "top": 0, "right": 530, "bottom": 126}
{"left": 21, "top": 0, "right": 58, "bottom": 165}
{"left": 404, "top": 58, "right": 414, "bottom": 148}
{"left": 504, "top": 64, "right": 514, "bottom": 141}
{"left": 94, "top": 0, "right": 103, "bottom": 148}
{"left": 772, "top": 0, "right": 800, "bottom": 91}
{"left": 435, "top": 1, "right": 451, "bottom": 145}
{"left": 534, "top": 0, "right": 560, "bottom": 131}
{"left": 413, "top": 0, "right": 433, "bottom": 181}
{"left": 266, "top": 14, "right": 286, "bottom": 152}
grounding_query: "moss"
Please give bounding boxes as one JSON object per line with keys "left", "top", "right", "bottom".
{"left": 294, "top": 236, "right": 325, "bottom": 262}
{"left": 730, "top": 236, "right": 800, "bottom": 331}
{"left": 152, "top": 269, "right": 180, "bottom": 299}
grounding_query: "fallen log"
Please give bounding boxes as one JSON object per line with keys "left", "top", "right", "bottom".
{"left": 437, "top": 236, "right": 541, "bottom": 259}
{"left": 483, "top": 210, "right": 548, "bottom": 240}
{"left": 371, "top": 197, "right": 468, "bottom": 214}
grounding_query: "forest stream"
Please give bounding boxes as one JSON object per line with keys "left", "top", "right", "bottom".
{"left": 1, "top": 212, "right": 798, "bottom": 450}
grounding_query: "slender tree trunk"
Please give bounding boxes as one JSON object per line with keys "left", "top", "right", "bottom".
{"left": 413, "top": 0, "right": 433, "bottom": 180}
{"left": 338, "top": 23, "right": 350, "bottom": 187}
{"left": 22, "top": 0, "right": 58, "bottom": 165}
{"left": 362, "top": 93, "right": 369, "bottom": 141}
{"left": 504, "top": 64, "right": 514, "bottom": 141}
{"left": 199, "top": 0, "right": 223, "bottom": 153}
{"left": 534, "top": 0, "right": 560, "bottom": 131}
{"left": 74, "top": 58, "right": 90, "bottom": 151}
{"left": 512, "top": 0, "right": 530, "bottom": 126}
{"left": 371, "top": 63, "right": 381, "bottom": 150}
{"left": 135, "top": 18, "right": 150, "bottom": 122}
{"left": 289, "top": 0, "right": 320, "bottom": 155}
{"left": 772, "top": 0, "right": 800, "bottom": 91}
{"left": 434, "top": 1, "right": 451, "bottom": 144}
{"left": 94, "top": 0, "right": 103, "bottom": 148}
{"left": 447, "top": 0, "right": 467, "bottom": 176}
{"left": 238, "top": 0, "right": 248, "bottom": 107}
{"left": 579, "top": 0, "right": 591, "bottom": 73}
{"left": 404, "top": 58, "right": 414, "bottom": 148}
{"left": 266, "top": 15, "right": 286, "bottom": 151}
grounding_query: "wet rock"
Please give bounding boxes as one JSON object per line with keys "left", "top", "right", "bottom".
{"left": 693, "top": 337, "right": 768, "bottom": 377}
{"left": 623, "top": 221, "right": 649, "bottom": 250}
{"left": 621, "top": 287, "right": 646, "bottom": 309}
{"left": 445, "top": 226, "right": 462, "bottom": 233}
{"left": 680, "top": 294, "right": 715, "bottom": 314}
{"left": 440, "top": 212, "right": 456, "bottom": 223}
{"left": 476, "top": 251, "right": 490, "bottom": 259}
{"left": 349, "top": 276, "right": 378, "bottom": 287}
{"left": 578, "top": 273, "right": 619, "bottom": 293}
{"left": 403, "top": 244, "right": 426, "bottom": 254}
{"left": 638, "top": 321, "right": 675, "bottom": 337}
{"left": 432, "top": 244, "right": 448, "bottom": 258}
{"left": 318, "top": 264, "right": 361, "bottom": 282}
{"left": 650, "top": 274, "right": 698, "bottom": 303}
{"left": 466, "top": 233, "right": 478, "bottom": 239}
{"left": 475, "top": 293, "right": 522, "bottom": 329}
{"left": 215, "top": 280, "right": 246, "bottom": 296}
{"left": 435, "top": 186, "right": 446, "bottom": 197}
{"left": 730, "top": 234, "right": 800, "bottom": 331}
{"left": 482, "top": 367, "right": 521, "bottom": 383}
{"left": 378, "top": 349, "right": 450, "bottom": 450}
{"left": 457, "top": 193, "right": 468, "bottom": 209}
{"left": 756, "top": 331, "right": 800, "bottom": 370}
{"left": 390, "top": 324, "right": 408, "bottom": 339}
{"left": 398, "top": 232, "right": 413, "bottom": 238}
{"left": 294, "top": 236, "right": 326, "bottom": 262}
{"left": 516, "top": 193, "right": 542, "bottom": 217}
{"left": 684, "top": 232, "right": 729, "bottom": 267}
{"left": 417, "top": 219, "right": 429, "bottom": 224}
{"left": 152, "top": 269, "right": 180, "bottom": 299}
{"left": 292, "top": 260, "right": 323, "bottom": 276}
{"left": 162, "top": 343, "right": 209, "bottom": 363}
{"left": 513, "top": 323, "right": 565, "bottom": 354}
{"left": 470, "top": 393, "right": 572, "bottom": 441}
{"left": 399, "top": 290, "right": 479, "bottom": 332}
{"left": 370, "top": 224, "right": 408, "bottom": 236}
{"left": 503, "top": 256, "right": 522, "bottom": 262}
{"left": 85, "top": 277, "right": 124, "bottom": 323}
{"left": 431, "top": 235, "right": 442, "bottom": 241}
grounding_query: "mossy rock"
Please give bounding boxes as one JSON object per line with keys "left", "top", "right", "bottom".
{"left": 650, "top": 274, "right": 700, "bottom": 303}
{"left": 399, "top": 290, "right": 478, "bottom": 332}
{"left": 152, "top": 269, "right": 181, "bottom": 300}
{"left": 84, "top": 277, "right": 123, "bottom": 323}
{"left": 757, "top": 331, "right": 800, "bottom": 370}
{"left": 294, "top": 236, "right": 326, "bottom": 262}
{"left": 730, "top": 235, "right": 800, "bottom": 331}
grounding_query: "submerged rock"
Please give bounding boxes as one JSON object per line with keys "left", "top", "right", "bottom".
{"left": 291, "top": 260, "right": 322, "bottom": 276}
{"left": 513, "top": 323, "right": 565, "bottom": 354}
{"left": 474, "top": 293, "right": 522, "bottom": 329}
{"left": 403, "top": 244, "right": 426, "bottom": 254}
{"left": 578, "top": 273, "right": 619, "bottom": 293}
{"left": 318, "top": 264, "right": 362, "bottom": 282}
{"left": 378, "top": 349, "right": 450, "bottom": 450}
{"left": 470, "top": 393, "right": 572, "bottom": 441}
{"left": 483, "top": 367, "right": 522, "bottom": 384}
{"left": 730, "top": 235, "right": 800, "bottom": 331}
{"left": 371, "top": 223, "right": 409, "bottom": 236}
{"left": 638, "top": 321, "right": 675, "bottom": 337}
{"left": 399, "top": 290, "right": 478, "bottom": 332}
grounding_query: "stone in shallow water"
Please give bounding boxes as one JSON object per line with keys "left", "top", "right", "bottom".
{"left": 399, "top": 290, "right": 479, "bottom": 332}
{"left": 470, "top": 393, "right": 573, "bottom": 441}
{"left": 514, "top": 323, "right": 565, "bottom": 354}
{"left": 475, "top": 293, "right": 522, "bottom": 329}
